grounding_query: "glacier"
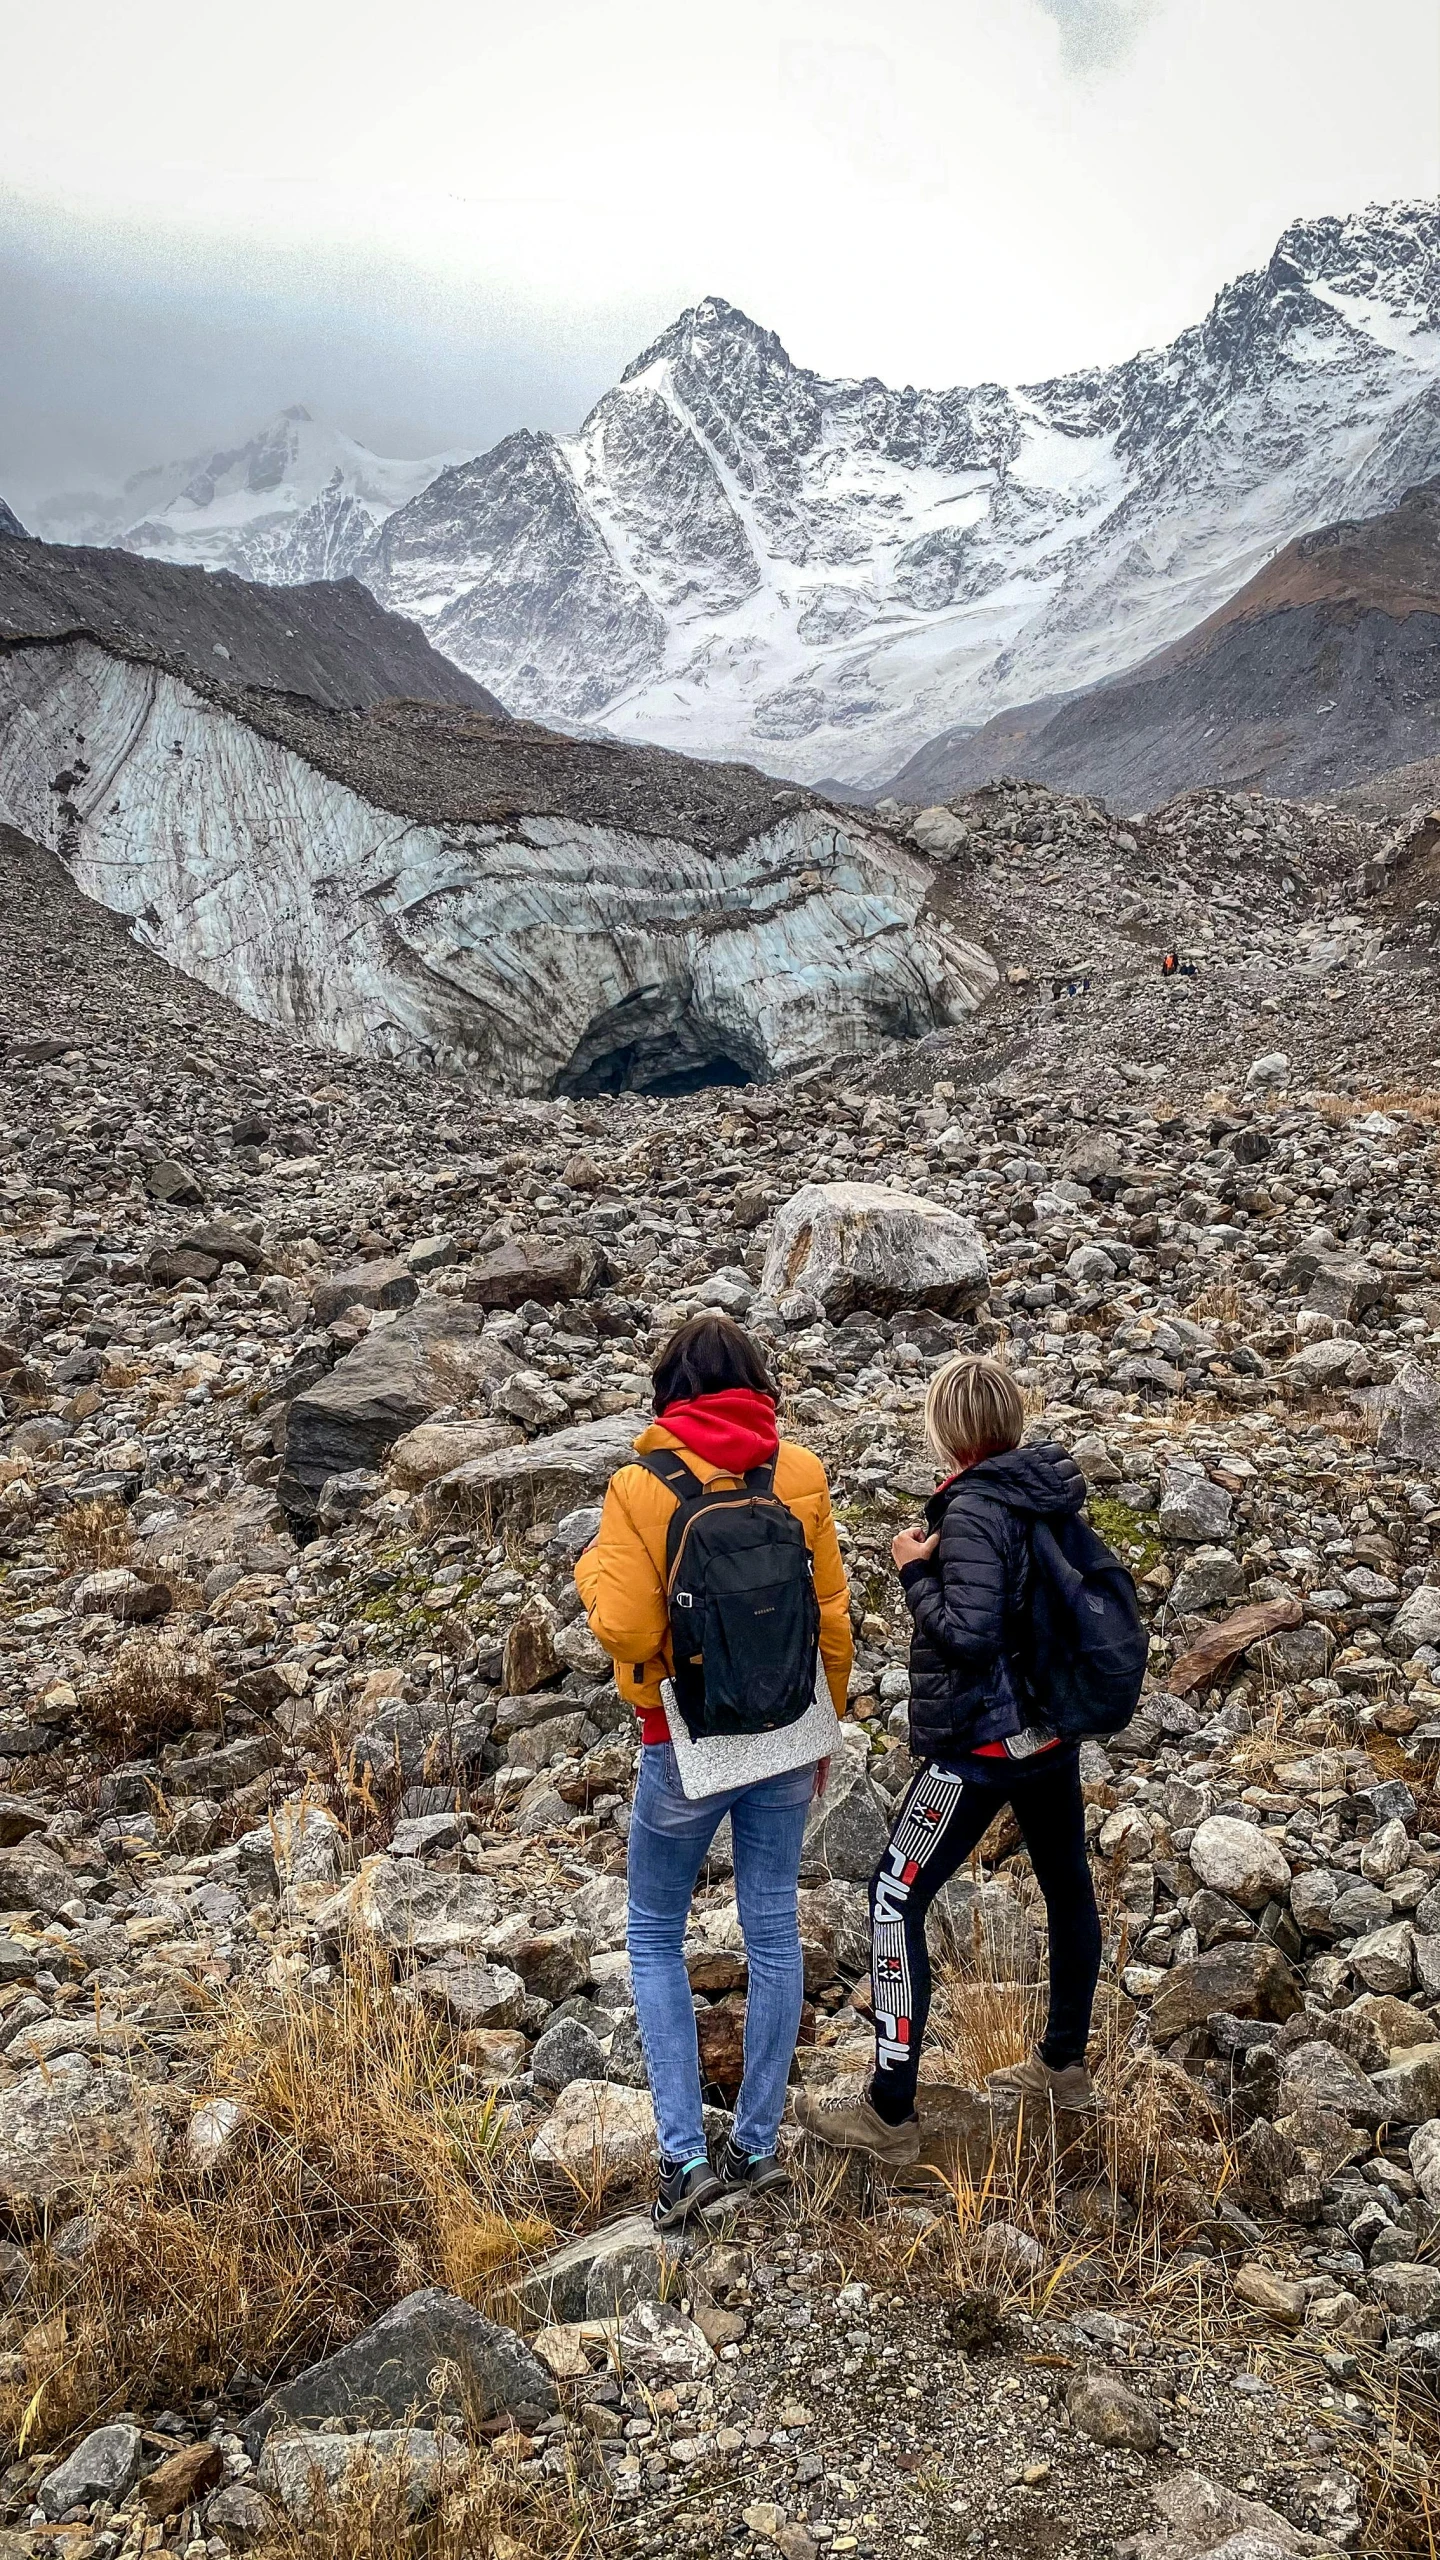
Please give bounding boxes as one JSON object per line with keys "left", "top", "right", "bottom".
{"left": 0, "top": 637, "right": 996, "bottom": 1092}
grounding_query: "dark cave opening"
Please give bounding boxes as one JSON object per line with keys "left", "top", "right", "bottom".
{"left": 554, "top": 981, "right": 766, "bottom": 1098}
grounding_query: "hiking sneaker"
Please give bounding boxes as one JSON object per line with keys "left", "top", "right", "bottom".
{"left": 652, "top": 2154, "right": 729, "bottom": 2230}
{"left": 714, "top": 2136, "right": 789, "bottom": 2199}
{"left": 792, "top": 2086, "right": 921, "bottom": 2165}
{"left": 987, "top": 2050, "right": 1098, "bottom": 2112}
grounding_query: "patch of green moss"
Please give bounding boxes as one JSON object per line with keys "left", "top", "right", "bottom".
{"left": 1087, "top": 1496, "right": 1161, "bottom": 1579}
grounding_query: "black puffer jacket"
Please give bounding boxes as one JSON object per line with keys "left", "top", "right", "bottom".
{"left": 900, "top": 1441, "right": 1087, "bottom": 1761}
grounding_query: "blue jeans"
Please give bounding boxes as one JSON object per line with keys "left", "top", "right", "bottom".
{"left": 626, "top": 1743, "right": 814, "bottom": 2163}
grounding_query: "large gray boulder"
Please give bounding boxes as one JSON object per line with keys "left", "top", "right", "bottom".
{"left": 759, "top": 1182, "right": 988, "bottom": 1319}
{"left": 1150, "top": 1942, "right": 1303, "bottom": 2042}
{"left": 801, "top": 1735, "right": 891, "bottom": 1882}
{"left": 257, "top": 2427, "right": 456, "bottom": 2522}
{"left": 1377, "top": 1360, "right": 1440, "bottom": 1465}
{"left": 246, "top": 2288, "right": 556, "bottom": 2448}
{"left": 311, "top": 1259, "right": 419, "bottom": 1326}
{"left": 1188, "top": 1815, "right": 1291, "bottom": 1912}
{"left": 512, "top": 2214, "right": 673, "bottom": 2323}
{"left": 1388, "top": 1580, "right": 1440, "bottom": 1658}
{"left": 0, "top": 2055, "right": 160, "bottom": 2206}
{"left": 430, "top": 1412, "right": 641, "bottom": 1527}
{"left": 463, "top": 1233, "right": 602, "bottom": 1309}
{"left": 279, "top": 1300, "right": 515, "bottom": 1518}
{"left": 38, "top": 2424, "right": 142, "bottom": 2519}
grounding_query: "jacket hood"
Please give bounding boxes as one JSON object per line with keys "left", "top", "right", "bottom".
{"left": 927, "top": 1438, "right": 1087, "bottom": 1523}
{"left": 636, "top": 1389, "right": 779, "bottom": 1476}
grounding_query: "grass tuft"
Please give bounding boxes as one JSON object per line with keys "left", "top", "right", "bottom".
{"left": 87, "top": 1630, "right": 222, "bottom": 1756}
{"left": 0, "top": 1951, "right": 554, "bottom": 2451}
{"left": 52, "top": 1497, "right": 135, "bottom": 1572}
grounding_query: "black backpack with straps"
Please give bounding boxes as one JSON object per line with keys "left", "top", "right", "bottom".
{"left": 635, "top": 1450, "right": 821, "bottom": 1740}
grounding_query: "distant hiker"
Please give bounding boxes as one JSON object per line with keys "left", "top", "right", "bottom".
{"left": 795, "top": 1353, "right": 1141, "bottom": 2164}
{"left": 1162, "top": 949, "right": 1178, "bottom": 975}
{"left": 576, "top": 1314, "right": 852, "bottom": 2227}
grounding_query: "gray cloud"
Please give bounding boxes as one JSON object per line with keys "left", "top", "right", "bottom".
{"left": 0, "top": 202, "right": 666, "bottom": 517}
{"left": 1034, "top": 0, "right": 1160, "bottom": 70}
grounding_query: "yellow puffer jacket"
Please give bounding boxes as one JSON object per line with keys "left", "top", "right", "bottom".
{"left": 574, "top": 1421, "right": 853, "bottom": 1736}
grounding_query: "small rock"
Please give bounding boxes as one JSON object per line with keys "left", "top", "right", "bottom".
{"left": 257, "top": 2426, "right": 456, "bottom": 2520}
{"left": 1189, "top": 1815, "right": 1291, "bottom": 1912}
{"left": 530, "top": 2324, "right": 592, "bottom": 2380}
{"left": 1409, "top": 2118, "right": 1440, "bottom": 2210}
{"left": 71, "top": 1567, "right": 171, "bottom": 1623}
{"left": 1066, "top": 2370, "right": 1161, "bottom": 2452}
{"left": 138, "top": 2441, "right": 223, "bottom": 2520}
{"left": 38, "top": 2421, "right": 142, "bottom": 2518}
{"left": 529, "top": 2078, "right": 656, "bottom": 2178}
{"left": 1233, "top": 2262, "right": 1307, "bottom": 2328}
{"left": 619, "top": 2297, "right": 716, "bottom": 2379}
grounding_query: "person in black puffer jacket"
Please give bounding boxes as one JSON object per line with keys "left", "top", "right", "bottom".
{"left": 795, "top": 1354, "right": 1105, "bottom": 2165}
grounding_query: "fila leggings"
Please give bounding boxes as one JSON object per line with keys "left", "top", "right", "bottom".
{"left": 868, "top": 1748, "right": 1101, "bottom": 2118}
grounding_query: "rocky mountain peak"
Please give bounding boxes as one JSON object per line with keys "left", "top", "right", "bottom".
{"left": 1269, "top": 196, "right": 1440, "bottom": 316}
{"left": 621, "top": 294, "right": 792, "bottom": 388}
{"left": 357, "top": 194, "right": 1440, "bottom": 782}
{"left": 0, "top": 497, "right": 25, "bottom": 540}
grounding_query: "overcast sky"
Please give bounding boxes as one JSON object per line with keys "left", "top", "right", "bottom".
{"left": 3, "top": 0, "right": 1437, "bottom": 513}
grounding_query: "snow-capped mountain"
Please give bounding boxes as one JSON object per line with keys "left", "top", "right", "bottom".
{"left": 36, "top": 408, "right": 450, "bottom": 585}
{"left": 366, "top": 200, "right": 1440, "bottom": 782}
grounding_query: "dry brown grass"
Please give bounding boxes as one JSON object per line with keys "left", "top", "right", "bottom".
{"left": 0, "top": 1952, "right": 554, "bottom": 2451}
{"left": 1315, "top": 1085, "right": 1440, "bottom": 1126}
{"left": 1306, "top": 1394, "right": 1383, "bottom": 1449}
{"left": 248, "top": 2438, "right": 609, "bottom": 2560}
{"left": 86, "top": 1630, "right": 222, "bottom": 1757}
{"left": 1189, "top": 1275, "right": 1245, "bottom": 1325}
{"left": 930, "top": 1970, "right": 1044, "bottom": 2088}
{"left": 51, "top": 1496, "right": 135, "bottom": 1572}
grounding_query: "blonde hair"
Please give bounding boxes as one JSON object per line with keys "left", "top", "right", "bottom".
{"left": 924, "top": 1351, "right": 1024, "bottom": 1469}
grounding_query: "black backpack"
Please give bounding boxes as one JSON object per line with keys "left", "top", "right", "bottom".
{"left": 635, "top": 1451, "right": 821, "bottom": 1740}
{"left": 1016, "top": 1509, "right": 1148, "bottom": 1740}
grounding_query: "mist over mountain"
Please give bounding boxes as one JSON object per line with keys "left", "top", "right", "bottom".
{"left": 37, "top": 408, "right": 452, "bottom": 586}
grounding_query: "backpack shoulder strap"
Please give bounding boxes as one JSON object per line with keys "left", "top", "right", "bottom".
{"left": 633, "top": 1449, "right": 703, "bottom": 1500}
{"left": 744, "top": 1456, "right": 779, "bottom": 1495}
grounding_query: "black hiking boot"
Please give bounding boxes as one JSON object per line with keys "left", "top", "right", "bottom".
{"left": 714, "top": 2136, "right": 790, "bottom": 2200}
{"left": 652, "top": 2153, "right": 728, "bottom": 2230}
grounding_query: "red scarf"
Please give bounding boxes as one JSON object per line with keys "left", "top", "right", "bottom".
{"left": 658, "top": 1387, "right": 779, "bottom": 1474}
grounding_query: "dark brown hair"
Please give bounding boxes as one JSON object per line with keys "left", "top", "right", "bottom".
{"left": 652, "top": 1313, "right": 776, "bottom": 1409}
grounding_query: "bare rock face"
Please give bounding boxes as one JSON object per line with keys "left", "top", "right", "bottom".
{"left": 759, "top": 1183, "right": 989, "bottom": 1319}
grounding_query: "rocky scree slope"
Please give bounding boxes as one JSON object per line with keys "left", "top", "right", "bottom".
{"left": 32, "top": 404, "right": 451, "bottom": 586}
{"left": 0, "top": 531, "right": 501, "bottom": 714}
{"left": 1, "top": 797, "right": 1440, "bottom": 2554}
{"left": 877, "top": 475, "right": 1440, "bottom": 809}
{"left": 358, "top": 201, "right": 1440, "bottom": 785}
{"left": 0, "top": 561, "right": 995, "bottom": 1092}
{"left": 853, "top": 776, "right": 1440, "bottom": 1109}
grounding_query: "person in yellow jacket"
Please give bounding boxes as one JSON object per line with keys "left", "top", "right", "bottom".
{"left": 577, "top": 1313, "right": 851, "bottom": 2226}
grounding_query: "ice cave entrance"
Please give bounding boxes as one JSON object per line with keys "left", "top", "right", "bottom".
{"left": 554, "top": 983, "right": 767, "bottom": 1098}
